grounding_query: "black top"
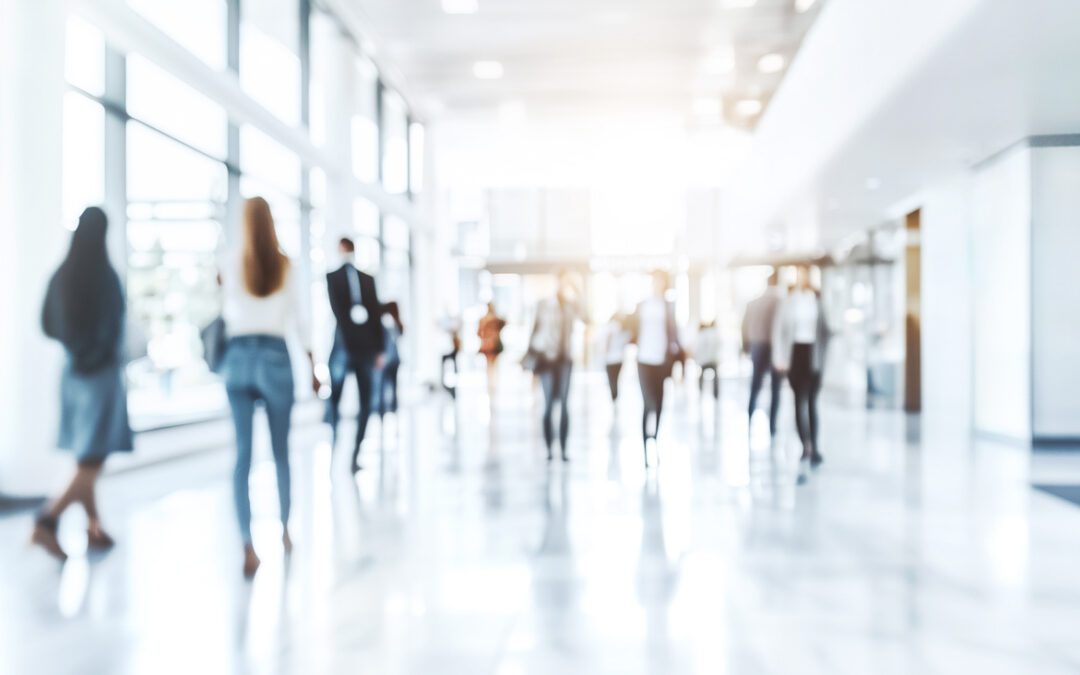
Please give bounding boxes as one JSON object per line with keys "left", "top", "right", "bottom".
{"left": 327, "top": 263, "right": 385, "bottom": 358}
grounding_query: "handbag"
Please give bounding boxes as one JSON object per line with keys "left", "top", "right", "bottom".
{"left": 200, "top": 316, "right": 228, "bottom": 374}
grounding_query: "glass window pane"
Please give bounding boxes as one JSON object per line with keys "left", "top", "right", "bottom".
{"left": 383, "top": 214, "right": 409, "bottom": 251}
{"left": 409, "top": 122, "right": 425, "bottom": 194}
{"left": 65, "top": 16, "right": 105, "bottom": 96}
{"left": 355, "top": 236, "right": 380, "bottom": 275}
{"left": 240, "top": 125, "right": 302, "bottom": 197}
{"left": 309, "top": 11, "right": 338, "bottom": 148}
{"left": 128, "top": 0, "right": 227, "bottom": 71}
{"left": 353, "top": 197, "right": 379, "bottom": 237}
{"left": 62, "top": 93, "right": 105, "bottom": 230}
{"left": 381, "top": 89, "right": 409, "bottom": 195}
{"left": 351, "top": 58, "right": 379, "bottom": 183}
{"left": 127, "top": 55, "right": 228, "bottom": 159}
{"left": 241, "top": 0, "right": 301, "bottom": 126}
{"left": 127, "top": 123, "right": 228, "bottom": 205}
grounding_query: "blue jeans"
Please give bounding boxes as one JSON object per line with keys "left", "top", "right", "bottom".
{"left": 223, "top": 335, "right": 294, "bottom": 543}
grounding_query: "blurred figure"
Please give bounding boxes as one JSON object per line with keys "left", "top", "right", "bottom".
{"left": 526, "top": 272, "right": 582, "bottom": 462}
{"left": 33, "top": 207, "right": 133, "bottom": 561}
{"left": 477, "top": 302, "right": 507, "bottom": 396}
{"left": 743, "top": 270, "right": 783, "bottom": 437}
{"left": 222, "top": 197, "right": 318, "bottom": 576}
{"left": 602, "top": 312, "right": 631, "bottom": 404}
{"left": 326, "top": 237, "right": 385, "bottom": 473}
{"left": 439, "top": 313, "right": 462, "bottom": 399}
{"left": 377, "top": 301, "right": 404, "bottom": 417}
{"left": 631, "top": 271, "right": 681, "bottom": 467}
{"left": 695, "top": 320, "right": 721, "bottom": 400}
{"left": 773, "top": 267, "right": 829, "bottom": 481}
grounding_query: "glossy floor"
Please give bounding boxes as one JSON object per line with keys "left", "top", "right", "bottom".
{"left": 2, "top": 369, "right": 1080, "bottom": 675}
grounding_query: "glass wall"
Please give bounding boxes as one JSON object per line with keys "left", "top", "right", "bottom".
{"left": 63, "top": 2, "right": 420, "bottom": 431}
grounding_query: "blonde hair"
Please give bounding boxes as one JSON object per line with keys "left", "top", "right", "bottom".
{"left": 242, "top": 197, "right": 289, "bottom": 297}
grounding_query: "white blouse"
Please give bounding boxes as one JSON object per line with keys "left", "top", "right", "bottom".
{"left": 636, "top": 298, "right": 670, "bottom": 367}
{"left": 222, "top": 256, "right": 312, "bottom": 351}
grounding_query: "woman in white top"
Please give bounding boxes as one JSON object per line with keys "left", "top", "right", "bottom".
{"left": 772, "top": 267, "right": 829, "bottom": 475}
{"left": 603, "top": 312, "right": 631, "bottom": 403}
{"left": 526, "top": 272, "right": 582, "bottom": 462}
{"left": 631, "top": 271, "right": 681, "bottom": 467}
{"left": 222, "top": 197, "right": 318, "bottom": 577}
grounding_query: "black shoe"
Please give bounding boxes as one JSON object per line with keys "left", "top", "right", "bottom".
{"left": 351, "top": 463, "right": 364, "bottom": 473}
{"left": 561, "top": 453, "right": 570, "bottom": 463}
{"left": 810, "top": 453, "right": 824, "bottom": 468}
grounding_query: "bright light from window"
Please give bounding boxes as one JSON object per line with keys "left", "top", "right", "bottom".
{"left": 734, "top": 99, "right": 763, "bottom": 117}
{"left": 442, "top": 0, "right": 479, "bottom": 14}
{"left": 795, "top": 0, "right": 817, "bottom": 12}
{"left": 758, "top": 53, "right": 785, "bottom": 74}
{"left": 723, "top": 0, "right": 757, "bottom": 7}
{"left": 473, "top": 61, "right": 504, "bottom": 80}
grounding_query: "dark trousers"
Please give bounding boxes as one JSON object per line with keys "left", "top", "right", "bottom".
{"left": 699, "top": 362, "right": 720, "bottom": 399}
{"left": 638, "top": 363, "right": 668, "bottom": 443}
{"left": 748, "top": 343, "right": 781, "bottom": 436}
{"left": 606, "top": 363, "right": 623, "bottom": 401}
{"left": 788, "top": 343, "right": 822, "bottom": 451}
{"left": 327, "top": 340, "right": 376, "bottom": 468}
{"left": 538, "top": 359, "right": 572, "bottom": 454}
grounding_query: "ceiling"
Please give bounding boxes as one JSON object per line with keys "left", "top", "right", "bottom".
{"left": 340, "top": 0, "right": 824, "bottom": 128}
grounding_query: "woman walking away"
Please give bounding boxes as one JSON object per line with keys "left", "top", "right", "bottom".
{"left": 477, "top": 302, "right": 507, "bottom": 396}
{"left": 33, "top": 207, "right": 133, "bottom": 561}
{"left": 603, "top": 312, "right": 631, "bottom": 405}
{"left": 631, "top": 271, "right": 681, "bottom": 468}
{"left": 526, "top": 272, "right": 582, "bottom": 462}
{"left": 377, "top": 301, "right": 404, "bottom": 417}
{"left": 772, "top": 266, "right": 829, "bottom": 484}
{"left": 222, "top": 197, "right": 319, "bottom": 577}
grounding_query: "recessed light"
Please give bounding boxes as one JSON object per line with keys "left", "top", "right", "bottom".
{"left": 700, "top": 47, "right": 736, "bottom": 76}
{"left": 442, "top": 0, "right": 478, "bottom": 14}
{"left": 865, "top": 177, "right": 882, "bottom": 191}
{"left": 734, "top": 99, "right": 763, "bottom": 117}
{"left": 758, "top": 53, "right": 785, "bottom": 74}
{"left": 473, "top": 60, "right": 504, "bottom": 80}
{"left": 795, "top": 0, "right": 817, "bottom": 12}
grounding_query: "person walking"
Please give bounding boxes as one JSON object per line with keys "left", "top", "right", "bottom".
{"left": 326, "top": 237, "right": 385, "bottom": 473}
{"left": 32, "top": 207, "right": 133, "bottom": 561}
{"left": 222, "top": 197, "right": 318, "bottom": 576}
{"left": 525, "top": 273, "right": 581, "bottom": 462}
{"left": 376, "top": 302, "right": 404, "bottom": 417}
{"left": 630, "top": 271, "right": 681, "bottom": 467}
{"left": 477, "top": 302, "right": 507, "bottom": 396}
{"left": 695, "top": 320, "right": 722, "bottom": 400}
{"left": 743, "top": 271, "right": 784, "bottom": 437}
{"left": 603, "top": 312, "right": 631, "bottom": 405}
{"left": 772, "top": 267, "right": 829, "bottom": 481}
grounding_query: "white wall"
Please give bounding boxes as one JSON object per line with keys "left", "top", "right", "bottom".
{"left": 970, "top": 146, "right": 1031, "bottom": 440}
{"left": 1031, "top": 145, "right": 1080, "bottom": 438}
{"left": 920, "top": 173, "right": 974, "bottom": 438}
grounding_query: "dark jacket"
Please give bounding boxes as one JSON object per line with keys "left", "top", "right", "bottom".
{"left": 327, "top": 263, "right": 384, "bottom": 358}
{"left": 42, "top": 267, "right": 125, "bottom": 374}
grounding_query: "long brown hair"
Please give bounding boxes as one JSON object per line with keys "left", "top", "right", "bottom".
{"left": 242, "top": 197, "right": 289, "bottom": 297}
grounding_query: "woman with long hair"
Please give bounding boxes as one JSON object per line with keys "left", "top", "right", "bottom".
{"left": 222, "top": 197, "right": 318, "bottom": 577}
{"left": 33, "top": 207, "right": 133, "bottom": 561}
{"left": 377, "top": 301, "right": 404, "bottom": 417}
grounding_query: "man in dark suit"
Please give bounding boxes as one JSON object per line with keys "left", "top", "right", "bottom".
{"left": 327, "top": 238, "right": 385, "bottom": 473}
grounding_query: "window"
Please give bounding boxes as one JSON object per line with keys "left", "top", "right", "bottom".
{"left": 351, "top": 58, "right": 379, "bottom": 183}
{"left": 240, "top": 125, "right": 302, "bottom": 198}
{"left": 383, "top": 214, "right": 410, "bottom": 251}
{"left": 381, "top": 89, "right": 409, "bottom": 195}
{"left": 128, "top": 0, "right": 227, "bottom": 71}
{"left": 240, "top": 0, "right": 301, "bottom": 126}
{"left": 409, "top": 122, "right": 425, "bottom": 194}
{"left": 353, "top": 197, "right": 380, "bottom": 237}
{"left": 127, "top": 55, "right": 228, "bottom": 159}
{"left": 61, "top": 93, "right": 105, "bottom": 230}
{"left": 65, "top": 16, "right": 105, "bottom": 97}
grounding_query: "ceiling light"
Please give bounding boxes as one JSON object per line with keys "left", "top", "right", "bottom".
{"left": 865, "top": 177, "right": 882, "bottom": 191}
{"left": 795, "top": 0, "right": 817, "bottom": 12}
{"left": 472, "top": 60, "right": 504, "bottom": 80}
{"left": 758, "top": 53, "right": 785, "bottom": 74}
{"left": 700, "top": 47, "right": 736, "bottom": 76}
{"left": 693, "top": 98, "right": 722, "bottom": 116}
{"left": 442, "top": 0, "right": 478, "bottom": 14}
{"left": 734, "top": 99, "right": 763, "bottom": 117}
